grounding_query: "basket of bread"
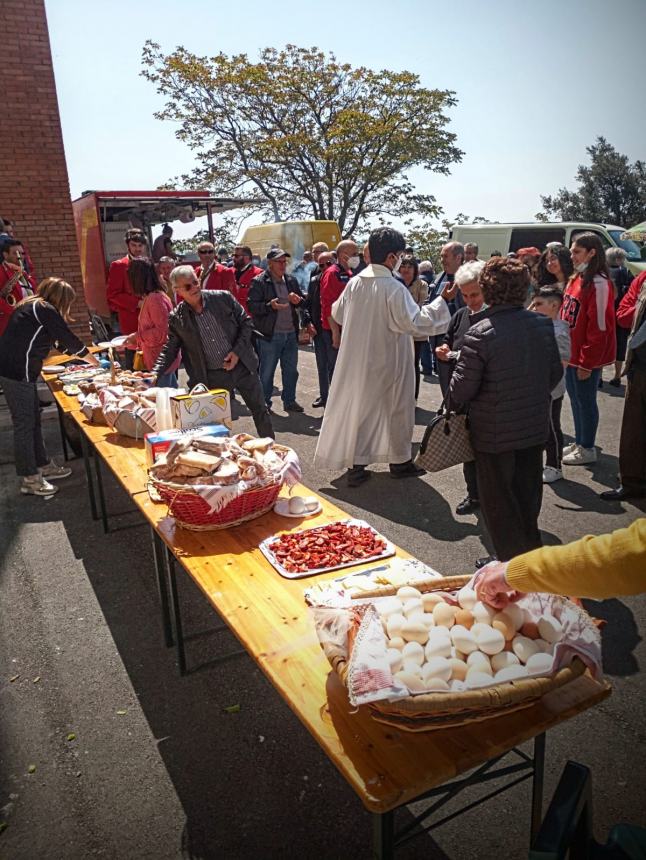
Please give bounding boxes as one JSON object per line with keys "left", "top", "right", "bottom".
{"left": 149, "top": 432, "right": 301, "bottom": 530}
{"left": 312, "top": 573, "right": 602, "bottom": 731}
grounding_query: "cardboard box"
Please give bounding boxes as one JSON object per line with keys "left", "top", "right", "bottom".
{"left": 170, "top": 387, "right": 231, "bottom": 430}
{"left": 145, "top": 424, "right": 229, "bottom": 467}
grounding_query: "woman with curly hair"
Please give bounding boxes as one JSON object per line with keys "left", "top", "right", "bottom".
{"left": 560, "top": 232, "right": 616, "bottom": 465}
{"left": 450, "top": 257, "right": 562, "bottom": 564}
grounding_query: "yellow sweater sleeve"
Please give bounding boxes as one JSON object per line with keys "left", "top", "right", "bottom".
{"left": 505, "top": 518, "right": 646, "bottom": 599}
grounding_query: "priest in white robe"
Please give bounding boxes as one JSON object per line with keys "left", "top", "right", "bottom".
{"left": 314, "top": 227, "right": 454, "bottom": 486}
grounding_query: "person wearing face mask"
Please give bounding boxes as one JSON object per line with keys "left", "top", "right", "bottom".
{"left": 106, "top": 229, "right": 149, "bottom": 369}
{"left": 314, "top": 227, "right": 452, "bottom": 486}
{"left": 560, "top": 233, "right": 616, "bottom": 466}
{"left": 319, "top": 239, "right": 359, "bottom": 384}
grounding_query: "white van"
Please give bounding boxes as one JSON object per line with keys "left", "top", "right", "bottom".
{"left": 450, "top": 222, "right": 646, "bottom": 277}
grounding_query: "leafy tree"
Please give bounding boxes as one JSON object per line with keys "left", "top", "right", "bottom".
{"left": 406, "top": 214, "right": 490, "bottom": 269}
{"left": 538, "top": 137, "right": 646, "bottom": 226}
{"left": 141, "top": 42, "right": 463, "bottom": 237}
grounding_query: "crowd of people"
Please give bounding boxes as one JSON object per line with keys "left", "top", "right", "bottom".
{"left": 0, "top": 215, "right": 644, "bottom": 575}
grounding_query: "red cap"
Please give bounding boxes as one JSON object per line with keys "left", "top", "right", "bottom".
{"left": 516, "top": 247, "right": 541, "bottom": 257}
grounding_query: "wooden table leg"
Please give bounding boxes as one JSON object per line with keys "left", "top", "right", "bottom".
{"left": 56, "top": 403, "right": 70, "bottom": 461}
{"left": 372, "top": 811, "right": 395, "bottom": 860}
{"left": 79, "top": 431, "right": 98, "bottom": 521}
{"left": 165, "top": 548, "right": 187, "bottom": 676}
{"left": 93, "top": 450, "right": 109, "bottom": 534}
{"left": 150, "top": 527, "right": 174, "bottom": 648}
{"left": 531, "top": 732, "right": 546, "bottom": 840}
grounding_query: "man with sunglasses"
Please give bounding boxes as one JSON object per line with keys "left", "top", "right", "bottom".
{"left": 231, "top": 245, "right": 263, "bottom": 315}
{"left": 106, "top": 228, "right": 148, "bottom": 369}
{"left": 196, "top": 241, "right": 236, "bottom": 294}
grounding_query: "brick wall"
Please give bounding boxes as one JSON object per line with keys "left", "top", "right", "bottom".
{"left": 0, "top": 0, "right": 90, "bottom": 342}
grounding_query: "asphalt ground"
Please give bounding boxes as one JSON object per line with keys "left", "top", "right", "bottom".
{"left": 0, "top": 347, "right": 644, "bottom": 860}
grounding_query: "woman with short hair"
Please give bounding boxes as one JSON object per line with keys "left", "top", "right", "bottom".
{"left": 398, "top": 255, "right": 429, "bottom": 399}
{"left": 0, "top": 278, "right": 100, "bottom": 496}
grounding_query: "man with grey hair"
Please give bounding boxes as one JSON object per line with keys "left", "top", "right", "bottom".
{"left": 464, "top": 242, "right": 479, "bottom": 262}
{"left": 153, "top": 265, "right": 273, "bottom": 437}
{"left": 436, "top": 259, "right": 487, "bottom": 514}
{"left": 423, "top": 241, "right": 465, "bottom": 379}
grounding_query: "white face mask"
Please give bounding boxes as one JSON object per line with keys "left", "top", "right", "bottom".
{"left": 391, "top": 254, "right": 403, "bottom": 274}
{"left": 347, "top": 255, "right": 360, "bottom": 270}
{"left": 575, "top": 261, "right": 588, "bottom": 274}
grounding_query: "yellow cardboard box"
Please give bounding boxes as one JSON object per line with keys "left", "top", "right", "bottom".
{"left": 170, "top": 387, "right": 231, "bottom": 430}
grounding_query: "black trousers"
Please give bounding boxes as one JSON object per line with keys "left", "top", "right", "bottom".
{"left": 321, "top": 329, "right": 339, "bottom": 383}
{"left": 413, "top": 341, "right": 424, "bottom": 400}
{"left": 545, "top": 396, "right": 564, "bottom": 469}
{"left": 206, "top": 364, "right": 274, "bottom": 439}
{"left": 619, "top": 365, "right": 646, "bottom": 492}
{"left": 463, "top": 459, "right": 478, "bottom": 500}
{"left": 475, "top": 445, "right": 544, "bottom": 561}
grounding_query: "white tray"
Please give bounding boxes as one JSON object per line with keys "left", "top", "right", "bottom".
{"left": 273, "top": 498, "right": 322, "bottom": 518}
{"left": 259, "top": 518, "right": 395, "bottom": 580}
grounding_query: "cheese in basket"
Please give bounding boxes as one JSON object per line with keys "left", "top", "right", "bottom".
{"left": 149, "top": 432, "right": 301, "bottom": 529}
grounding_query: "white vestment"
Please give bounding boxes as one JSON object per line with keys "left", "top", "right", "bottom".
{"left": 314, "top": 263, "right": 451, "bottom": 470}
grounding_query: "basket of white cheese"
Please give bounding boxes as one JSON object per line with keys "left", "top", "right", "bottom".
{"left": 315, "top": 574, "right": 602, "bottom": 731}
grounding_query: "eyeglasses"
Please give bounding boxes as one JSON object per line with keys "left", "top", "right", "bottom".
{"left": 198, "top": 249, "right": 215, "bottom": 255}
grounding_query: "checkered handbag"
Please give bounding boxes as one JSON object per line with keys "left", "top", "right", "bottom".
{"left": 415, "top": 400, "right": 474, "bottom": 472}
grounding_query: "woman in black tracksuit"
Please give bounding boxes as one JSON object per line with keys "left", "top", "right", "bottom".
{"left": 0, "top": 277, "right": 99, "bottom": 496}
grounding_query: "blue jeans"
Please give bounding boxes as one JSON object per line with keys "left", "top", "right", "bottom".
{"left": 420, "top": 338, "right": 433, "bottom": 375}
{"left": 157, "top": 371, "right": 178, "bottom": 388}
{"left": 257, "top": 330, "right": 299, "bottom": 406}
{"left": 565, "top": 366, "right": 601, "bottom": 449}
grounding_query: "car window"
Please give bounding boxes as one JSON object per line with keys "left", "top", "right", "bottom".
{"left": 510, "top": 228, "right": 566, "bottom": 251}
{"left": 570, "top": 229, "right": 611, "bottom": 249}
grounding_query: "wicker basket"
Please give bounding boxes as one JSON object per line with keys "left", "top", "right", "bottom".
{"left": 323, "top": 574, "right": 590, "bottom": 732}
{"left": 151, "top": 476, "right": 281, "bottom": 530}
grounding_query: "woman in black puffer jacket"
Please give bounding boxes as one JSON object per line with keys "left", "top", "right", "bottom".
{"left": 450, "top": 257, "right": 562, "bottom": 562}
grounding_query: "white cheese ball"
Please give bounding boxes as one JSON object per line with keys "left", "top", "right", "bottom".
{"left": 395, "top": 670, "right": 427, "bottom": 693}
{"left": 525, "top": 652, "right": 554, "bottom": 675}
{"left": 402, "top": 658, "right": 423, "bottom": 677}
{"left": 386, "top": 613, "right": 406, "bottom": 640}
{"left": 288, "top": 496, "right": 306, "bottom": 515}
{"left": 397, "top": 585, "right": 422, "bottom": 601}
{"left": 502, "top": 603, "right": 524, "bottom": 631}
{"left": 377, "top": 597, "right": 404, "bottom": 618}
{"left": 512, "top": 635, "right": 540, "bottom": 664}
{"left": 421, "top": 591, "right": 445, "bottom": 612}
{"left": 402, "top": 641, "right": 425, "bottom": 666}
{"left": 386, "top": 649, "right": 403, "bottom": 674}
{"left": 450, "top": 679, "right": 467, "bottom": 692}
{"left": 466, "top": 651, "right": 492, "bottom": 674}
{"left": 449, "top": 657, "right": 468, "bottom": 681}
{"left": 472, "top": 601, "right": 496, "bottom": 625}
{"left": 433, "top": 602, "right": 458, "bottom": 628}
{"left": 473, "top": 625, "right": 506, "bottom": 656}
{"left": 388, "top": 636, "right": 405, "bottom": 650}
{"left": 534, "top": 638, "right": 552, "bottom": 653}
{"left": 422, "top": 656, "right": 452, "bottom": 683}
{"left": 494, "top": 664, "right": 529, "bottom": 683}
{"left": 403, "top": 598, "right": 424, "bottom": 618}
{"left": 491, "top": 651, "right": 520, "bottom": 673}
{"left": 417, "top": 612, "right": 436, "bottom": 629}
{"left": 538, "top": 615, "right": 563, "bottom": 644}
{"left": 401, "top": 619, "right": 429, "bottom": 644}
{"left": 450, "top": 625, "right": 478, "bottom": 655}
{"left": 457, "top": 585, "right": 477, "bottom": 610}
{"left": 425, "top": 636, "right": 452, "bottom": 661}
{"left": 466, "top": 670, "right": 494, "bottom": 689}
{"left": 424, "top": 677, "right": 450, "bottom": 692}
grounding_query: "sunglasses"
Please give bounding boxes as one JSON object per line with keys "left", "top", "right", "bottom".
{"left": 198, "top": 249, "right": 215, "bottom": 255}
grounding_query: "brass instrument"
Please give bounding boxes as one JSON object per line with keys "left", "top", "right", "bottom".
{"left": 0, "top": 266, "right": 23, "bottom": 306}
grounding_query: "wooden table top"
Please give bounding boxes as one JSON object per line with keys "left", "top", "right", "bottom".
{"left": 130, "top": 482, "right": 611, "bottom": 813}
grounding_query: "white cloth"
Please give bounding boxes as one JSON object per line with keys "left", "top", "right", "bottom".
{"left": 314, "top": 263, "right": 451, "bottom": 470}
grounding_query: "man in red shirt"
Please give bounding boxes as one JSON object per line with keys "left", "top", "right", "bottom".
{"left": 0, "top": 239, "right": 37, "bottom": 336}
{"left": 106, "top": 228, "right": 148, "bottom": 369}
{"left": 232, "top": 245, "right": 263, "bottom": 315}
{"left": 196, "top": 241, "right": 236, "bottom": 293}
{"left": 319, "top": 239, "right": 359, "bottom": 381}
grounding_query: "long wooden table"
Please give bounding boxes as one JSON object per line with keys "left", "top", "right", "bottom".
{"left": 40, "top": 369, "right": 612, "bottom": 858}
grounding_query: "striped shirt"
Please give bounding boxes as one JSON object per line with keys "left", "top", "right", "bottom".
{"left": 194, "top": 308, "right": 232, "bottom": 370}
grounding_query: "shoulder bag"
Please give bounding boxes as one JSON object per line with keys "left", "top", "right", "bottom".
{"left": 415, "top": 394, "right": 474, "bottom": 472}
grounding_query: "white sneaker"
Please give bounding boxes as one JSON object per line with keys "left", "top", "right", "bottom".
{"left": 40, "top": 460, "right": 72, "bottom": 480}
{"left": 562, "top": 446, "right": 597, "bottom": 466}
{"left": 543, "top": 466, "right": 563, "bottom": 483}
{"left": 20, "top": 475, "right": 59, "bottom": 496}
{"left": 562, "top": 443, "right": 578, "bottom": 456}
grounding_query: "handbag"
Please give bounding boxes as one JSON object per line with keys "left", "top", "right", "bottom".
{"left": 298, "top": 327, "right": 312, "bottom": 345}
{"left": 133, "top": 350, "right": 146, "bottom": 371}
{"left": 415, "top": 395, "right": 474, "bottom": 472}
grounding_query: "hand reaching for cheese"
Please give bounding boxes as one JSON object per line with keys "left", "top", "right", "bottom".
{"left": 474, "top": 561, "right": 523, "bottom": 609}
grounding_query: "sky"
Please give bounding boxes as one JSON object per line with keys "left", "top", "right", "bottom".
{"left": 45, "top": 0, "right": 646, "bottom": 241}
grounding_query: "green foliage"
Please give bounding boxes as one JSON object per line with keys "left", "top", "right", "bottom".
{"left": 405, "top": 213, "right": 489, "bottom": 269}
{"left": 141, "top": 42, "right": 463, "bottom": 237}
{"left": 539, "top": 137, "right": 646, "bottom": 226}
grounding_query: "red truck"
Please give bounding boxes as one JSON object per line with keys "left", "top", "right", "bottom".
{"left": 72, "top": 190, "right": 251, "bottom": 320}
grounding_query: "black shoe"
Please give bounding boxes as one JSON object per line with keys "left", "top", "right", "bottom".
{"left": 389, "top": 461, "right": 425, "bottom": 478}
{"left": 608, "top": 378, "right": 621, "bottom": 388}
{"left": 456, "top": 496, "right": 479, "bottom": 515}
{"left": 284, "top": 401, "right": 304, "bottom": 413}
{"left": 598, "top": 378, "right": 603, "bottom": 389}
{"left": 312, "top": 397, "right": 326, "bottom": 408}
{"left": 600, "top": 486, "right": 645, "bottom": 501}
{"left": 265, "top": 403, "right": 274, "bottom": 415}
{"left": 272, "top": 386, "right": 281, "bottom": 396}
{"left": 346, "top": 467, "right": 371, "bottom": 487}
{"left": 475, "top": 555, "right": 497, "bottom": 569}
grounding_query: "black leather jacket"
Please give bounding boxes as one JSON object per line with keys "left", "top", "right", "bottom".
{"left": 247, "top": 270, "right": 309, "bottom": 340}
{"left": 153, "top": 290, "right": 257, "bottom": 387}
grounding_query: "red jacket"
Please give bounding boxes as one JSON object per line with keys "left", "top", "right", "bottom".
{"left": 0, "top": 264, "right": 32, "bottom": 337}
{"left": 320, "top": 262, "right": 352, "bottom": 330}
{"left": 234, "top": 264, "right": 263, "bottom": 314}
{"left": 617, "top": 270, "right": 646, "bottom": 329}
{"left": 106, "top": 256, "right": 139, "bottom": 335}
{"left": 196, "top": 263, "right": 236, "bottom": 294}
{"left": 560, "top": 273, "right": 616, "bottom": 370}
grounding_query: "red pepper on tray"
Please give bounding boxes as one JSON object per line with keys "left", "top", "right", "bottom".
{"left": 266, "top": 522, "right": 387, "bottom": 573}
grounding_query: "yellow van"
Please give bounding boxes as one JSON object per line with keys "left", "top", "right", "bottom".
{"left": 240, "top": 220, "right": 341, "bottom": 263}
{"left": 450, "top": 222, "right": 646, "bottom": 277}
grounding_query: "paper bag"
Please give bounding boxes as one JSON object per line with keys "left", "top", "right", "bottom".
{"left": 170, "top": 385, "right": 231, "bottom": 430}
